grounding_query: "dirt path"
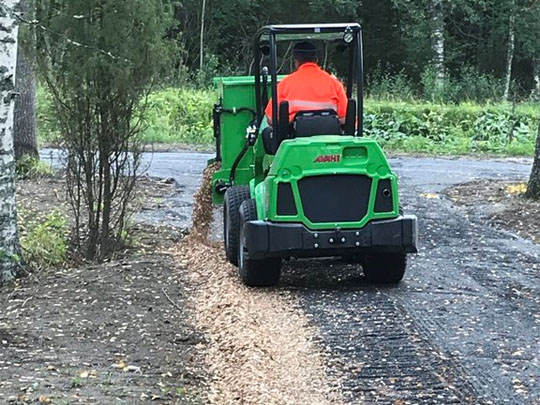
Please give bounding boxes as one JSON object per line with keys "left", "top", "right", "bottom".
{"left": 0, "top": 225, "right": 206, "bottom": 404}
{"left": 1, "top": 175, "right": 207, "bottom": 404}
{"left": 175, "top": 166, "right": 343, "bottom": 404}
{"left": 177, "top": 239, "right": 342, "bottom": 405}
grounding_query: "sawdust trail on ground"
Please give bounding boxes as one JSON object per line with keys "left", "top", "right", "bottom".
{"left": 177, "top": 164, "right": 343, "bottom": 405}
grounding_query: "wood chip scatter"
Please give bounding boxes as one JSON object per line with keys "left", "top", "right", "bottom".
{"left": 190, "top": 162, "right": 220, "bottom": 241}
{"left": 178, "top": 165, "right": 343, "bottom": 404}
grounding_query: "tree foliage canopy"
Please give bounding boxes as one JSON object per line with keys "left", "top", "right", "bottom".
{"left": 173, "top": 0, "right": 540, "bottom": 98}
{"left": 32, "top": 0, "right": 175, "bottom": 259}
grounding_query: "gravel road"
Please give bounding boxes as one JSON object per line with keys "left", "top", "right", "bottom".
{"left": 41, "top": 149, "right": 539, "bottom": 404}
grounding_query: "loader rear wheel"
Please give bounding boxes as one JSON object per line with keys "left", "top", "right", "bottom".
{"left": 223, "top": 186, "right": 250, "bottom": 266}
{"left": 238, "top": 199, "right": 281, "bottom": 287}
{"left": 363, "top": 253, "right": 406, "bottom": 284}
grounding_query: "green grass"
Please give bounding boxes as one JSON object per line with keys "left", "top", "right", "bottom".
{"left": 38, "top": 86, "right": 216, "bottom": 146}
{"left": 38, "top": 86, "right": 540, "bottom": 156}
{"left": 364, "top": 99, "right": 540, "bottom": 156}
{"left": 19, "top": 210, "right": 68, "bottom": 270}
{"left": 141, "top": 88, "right": 215, "bottom": 144}
{"left": 16, "top": 155, "right": 54, "bottom": 179}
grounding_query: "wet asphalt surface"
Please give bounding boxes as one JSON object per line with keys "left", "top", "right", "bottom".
{"left": 41, "top": 149, "right": 539, "bottom": 404}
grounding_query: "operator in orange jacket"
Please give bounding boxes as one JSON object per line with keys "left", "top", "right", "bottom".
{"left": 265, "top": 41, "right": 348, "bottom": 125}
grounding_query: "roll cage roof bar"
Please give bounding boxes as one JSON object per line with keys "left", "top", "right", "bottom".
{"left": 253, "top": 23, "right": 364, "bottom": 137}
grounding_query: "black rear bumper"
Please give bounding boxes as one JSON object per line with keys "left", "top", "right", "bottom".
{"left": 245, "top": 216, "right": 418, "bottom": 260}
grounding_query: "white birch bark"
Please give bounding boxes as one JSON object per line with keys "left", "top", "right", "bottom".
{"left": 0, "top": 0, "right": 22, "bottom": 284}
{"left": 503, "top": 1, "right": 516, "bottom": 101}
{"left": 199, "top": 0, "right": 206, "bottom": 71}
{"left": 431, "top": 0, "right": 445, "bottom": 93}
{"left": 531, "top": 57, "right": 540, "bottom": 99}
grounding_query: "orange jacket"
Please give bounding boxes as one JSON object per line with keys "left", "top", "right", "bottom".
{"left": 265, "top": 62, "right": 348, "bottom": 124}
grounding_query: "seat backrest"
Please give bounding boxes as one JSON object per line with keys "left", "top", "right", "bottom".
{"left": 293, "top": 109, "right": 341, "bottom": 137}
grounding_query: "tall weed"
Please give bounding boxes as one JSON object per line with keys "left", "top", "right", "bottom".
{"left": 367, "top": 68, "right": 417, "bottom": 101}
{"left": 142, "top": 88, "right": 215, "bottom": 144}
{"left": 421, "top": 66, "right": 505, "bottom": 104}
{"left": 20, "top": 211, "right": 68, "bottom": 270}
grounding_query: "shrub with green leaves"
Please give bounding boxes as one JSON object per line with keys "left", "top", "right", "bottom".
{"left": 367, "top": 68, "right": 417, "bottom": 101}
{"left": 37, "top": 86, "right": 61, "bottom": 146}
{"left": 20, "top": 211, "right": 68, "bottom": 269}
{"left": 142, "top": 88, "right": 215, "bottom": 145}
{"left": 16, "top": 156, "right": 53, "bottom": 179}
{"left": 364, "top": 101, "right": 540, "bottom": 155}
{"left": 421, "top": 66, "right": 506, "bottom": 104}
{"left": 38, "top": 85, "right": 539, "bottom": 156}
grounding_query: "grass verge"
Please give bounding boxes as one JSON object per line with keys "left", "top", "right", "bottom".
{"left": 38, "top": 86, "right": 540, "bottom": 156}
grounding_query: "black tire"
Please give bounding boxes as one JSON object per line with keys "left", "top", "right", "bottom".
{"left": 223, "top": 186, "right": 250, "bottom": 266}
{"left": 363, "top": 253, "right": 407, "bottom": 284}
{"left": 238, "top": 199, "right": 281, "bottom": 287}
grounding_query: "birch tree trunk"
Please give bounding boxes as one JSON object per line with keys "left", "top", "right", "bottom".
{"left": 431, "top": 0, "right": 445, "bottom": 95}
{"left": 531, "top": 57, "right": 540, "bottom": 99}
{"left": 199, "top": 0, "right": 206, "bottom": 71}
{"left": 0, "top": 0, "right": 22, "bottom": 284}
{"left": 527, "top": 121, "right": 540, "bottom": 199}
{"left": 14, "top": 0, "right": 38, "bottom": 160}
{"left": 503, "top": 1, "right": 516, "bottom": 101}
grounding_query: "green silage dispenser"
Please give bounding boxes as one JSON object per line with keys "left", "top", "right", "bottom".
{"left": 209, "top": 23, "right": 418, "bottom": 287}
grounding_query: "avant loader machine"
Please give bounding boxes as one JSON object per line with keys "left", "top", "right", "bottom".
{"left": 209, "top": 24, "right": 418, "bottom": 287}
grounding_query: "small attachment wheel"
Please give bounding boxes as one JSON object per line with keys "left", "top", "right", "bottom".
{"left": 223, "top": 186, "right": 250, "bottom": 265}
{"left": 363, "top": 253, "right": 407, "bottom": 284}
{"left": 238, "top": 199, "right": 281, "bottom": 287}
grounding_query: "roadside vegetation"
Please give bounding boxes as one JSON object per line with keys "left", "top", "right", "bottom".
{"left": 18, "top": 210, "right": 68, "bottom": 270}
{"left": 38, "top": 84, "right": 540, "bottom": 156}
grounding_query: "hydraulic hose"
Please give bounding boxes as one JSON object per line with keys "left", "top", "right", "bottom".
{"left": 229, "top": 139, "right": 251, "bottom": 186}
{"left": 213, "top": 103, "right": 257, "bottom": 187}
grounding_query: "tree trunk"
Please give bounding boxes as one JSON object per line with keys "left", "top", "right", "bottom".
{"left": 13, "top": 0, "right": 37, "bottom": 161}
{"left": 503, "top": 1, "right": 516, "bottom": 101}
{"left": 430, "top": 0, "right": 445, "bottom": 94}
{"left": 527, "top": 121, "right": 540, "bottom": 199}
{"left": 531, "top": 57, "right": 540, "bottom": 100}
{"left": 14, "top": 41, "right": 38, "bottom": 160}
{"left": 0, "top": 0, "right": 23, "bottom": 284}
{"left": 199, "top": 0, "right": 206, "bottom": 71}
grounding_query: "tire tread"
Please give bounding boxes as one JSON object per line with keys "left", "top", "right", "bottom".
{"left": 223, "top": 186, "right": 250, "bottom": 265}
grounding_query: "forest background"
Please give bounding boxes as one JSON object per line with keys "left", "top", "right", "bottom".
{"left": 35, "top": 0, "right": 540, "bottom": 156}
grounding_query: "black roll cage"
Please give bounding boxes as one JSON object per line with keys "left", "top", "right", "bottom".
{"left": 253, "top": 23, "right": 364, "bottom": 137}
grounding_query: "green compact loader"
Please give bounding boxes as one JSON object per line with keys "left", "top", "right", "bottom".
{"left": 209, "top": 23, "right": 418, "bottom": 287}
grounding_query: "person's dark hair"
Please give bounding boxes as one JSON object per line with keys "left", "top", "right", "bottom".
{"left": 292, "top": 41, "right": 318, "bottom": 65}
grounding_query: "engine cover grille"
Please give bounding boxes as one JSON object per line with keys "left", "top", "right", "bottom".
{"left": 297, "top": 174, "right": 372, "bottom": 223}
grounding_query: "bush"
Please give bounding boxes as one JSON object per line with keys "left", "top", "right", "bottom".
{"left": 142, "top": 88, "right": 215, "bottom": 144}
{"left": 34, "top": 0, "right": 175, "bottom": 260}
{"left": 20, "top": 211, "right": 68, "bottom": 269}
{"left": 367, "top": 68, "right": 417, "bottom": 101}
{"left": 421, "top": 66, "right": 506, "bottom": 104}
{"left": 38, "top": 83, "right": 539, "bottom": 156}
{"left": 364, "top": 100, "right": 540, "bottom": 155}
{"left": 38, "top": 86, "right": 216, "bottom": 147}
{"left": 37, "top": 85, "right": 61, "bottom": 145}
{"left": 16, "top": 156, "right": 53, "bottom": 179}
